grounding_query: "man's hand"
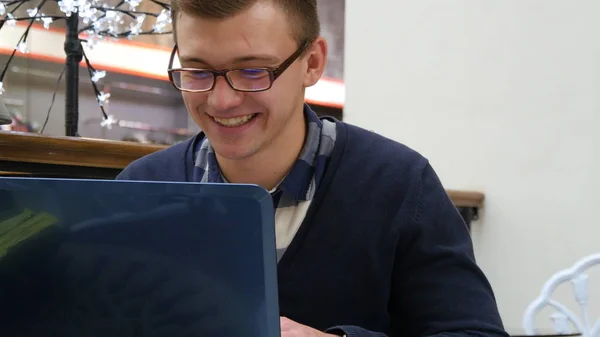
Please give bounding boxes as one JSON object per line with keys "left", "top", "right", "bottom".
{"left": 280, "top": 317, "right": 341, "bottom": 337}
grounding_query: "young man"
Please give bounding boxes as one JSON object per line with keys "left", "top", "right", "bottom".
{"left": 117, "top": 1, "right": 508, "bottom": 337}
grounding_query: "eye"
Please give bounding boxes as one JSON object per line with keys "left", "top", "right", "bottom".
{"left": 187, "top": 71, "right": 212, "bottom": 79}
{"left": 238, "top": 69, "right": 268, "bottom": 79}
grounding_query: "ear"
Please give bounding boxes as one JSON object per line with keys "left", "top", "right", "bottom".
{"left": 303, "top": 37, "right": 328, "bottom": 87}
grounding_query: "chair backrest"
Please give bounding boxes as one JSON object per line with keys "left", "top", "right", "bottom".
{"left": 523, "top": 253, "right": 600, "bottom": 337}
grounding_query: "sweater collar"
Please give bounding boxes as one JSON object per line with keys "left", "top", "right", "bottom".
{"left": 192, "top": 104, "right": 337, "bottom": 205}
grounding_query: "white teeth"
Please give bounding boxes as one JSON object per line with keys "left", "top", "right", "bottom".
{"left": 213, "top": 114, "right": 256, "bottom": 127}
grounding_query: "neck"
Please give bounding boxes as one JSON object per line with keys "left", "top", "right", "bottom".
{"left": 216, "top": 107, "right": 307, "bottom": 191}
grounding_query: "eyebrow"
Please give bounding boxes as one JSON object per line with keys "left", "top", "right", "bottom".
{"left": 179, "top": 55, "right": 281, "bottom": 67}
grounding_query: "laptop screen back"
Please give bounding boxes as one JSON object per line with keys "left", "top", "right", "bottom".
{"left": 0, "top": 177, "right": 279, "bottom": 337}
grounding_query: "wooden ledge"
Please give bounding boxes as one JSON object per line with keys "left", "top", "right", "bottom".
{"left": 446, "top": 190, "right": 484, "bottom": 208}
{"left": 0, "top": 131, "right": 166, "bottom": 169}
{"left": 447, "top": 190, "right": 484, "bottom": 229}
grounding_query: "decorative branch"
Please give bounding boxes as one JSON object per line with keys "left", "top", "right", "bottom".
{"left": 149, "top": 0, "right": 170, "bottom": 10}
{"left": 81, "top": 46, "right": 109, "bottom": 120}
{"left": 0, "top": 0, "right": 52, "bottom": 93}
{"left": 0, "top": 15, "right": 63, "bottom": 22}
{"left": 0, "top": 0, "right": 173, "bottom": 134}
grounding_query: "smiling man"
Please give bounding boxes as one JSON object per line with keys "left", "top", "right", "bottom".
{"left": 116, "top": 1, "right": 508, "bottom": 337}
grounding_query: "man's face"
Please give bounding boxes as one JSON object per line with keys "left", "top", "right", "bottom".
{"left": 175, "top": 2, "right": 313, "bottom": 161}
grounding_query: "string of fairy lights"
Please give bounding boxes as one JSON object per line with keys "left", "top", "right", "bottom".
{"left": 0, "top": 0, "right": 172, "bottom": 131}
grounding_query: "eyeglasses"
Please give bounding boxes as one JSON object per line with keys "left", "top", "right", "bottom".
{"left": 167, "top": 41, "right": 310, "bottom": 93}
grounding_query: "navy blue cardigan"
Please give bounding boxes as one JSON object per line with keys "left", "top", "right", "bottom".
{"left": 117, "top": 118, "right": 508, "bottom": 337}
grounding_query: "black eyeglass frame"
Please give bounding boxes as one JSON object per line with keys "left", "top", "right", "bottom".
{"left": 167, "top": 41, "right": 310, "bottom": 93}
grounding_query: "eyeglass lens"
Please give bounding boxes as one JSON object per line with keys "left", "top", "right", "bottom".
{"left": 171, "top": 68, "right": 272, "bottom": 92}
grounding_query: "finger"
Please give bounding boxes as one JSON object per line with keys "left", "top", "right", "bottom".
{"left": 280, "top": 316, "right": 300, "bottom": 332}
{"left": 280, "top": 316, "right": 293, "bottom": 327}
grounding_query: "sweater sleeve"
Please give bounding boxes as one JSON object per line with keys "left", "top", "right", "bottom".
{"left": 325, "top": 163, "right": 508, "bottom": 337}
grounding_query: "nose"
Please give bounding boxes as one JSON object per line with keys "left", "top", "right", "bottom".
{"left": 207, "top": 77, "right": 243, "bottom": 111}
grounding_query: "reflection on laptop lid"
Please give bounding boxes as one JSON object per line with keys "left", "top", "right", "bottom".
{"left": 0, "top": 177, "right": 279, "bottom": 337}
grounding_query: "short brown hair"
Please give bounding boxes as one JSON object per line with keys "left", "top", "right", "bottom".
{"left": 170, "top": 0, "right": 320, "bottom": 45}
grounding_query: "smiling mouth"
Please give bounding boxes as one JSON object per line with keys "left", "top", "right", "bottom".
{"left": 212, "top": 113, "right": 258, "bottom": 127}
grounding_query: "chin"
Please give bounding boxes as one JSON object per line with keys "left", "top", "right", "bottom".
{"left": 210, "top": 141, "right": 260, "bottom": 161}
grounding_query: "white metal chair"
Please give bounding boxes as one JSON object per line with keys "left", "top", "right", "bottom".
{"left": 523, "top": 253, "right": 600, "bottom": 337}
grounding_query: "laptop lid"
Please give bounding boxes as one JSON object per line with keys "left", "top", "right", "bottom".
{"left": 0, "top": 177, "right": 279, "bottom": 337}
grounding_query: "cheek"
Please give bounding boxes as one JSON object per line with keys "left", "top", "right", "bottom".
{"left": 255, "top": 79, "right": 297, "bottom": 111}
{"left": 271, "top": 70, "right": 306, "bottom": 107}
{"left": 181, "top": 92, "right": 210, "bottom": 127}
{"left": 247, "top": 92, "right": 275, "bottom": 111}
{"left": 181, "top": 92, "right": 209, "bottom": 112}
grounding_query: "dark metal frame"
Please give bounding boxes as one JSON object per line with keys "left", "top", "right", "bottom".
{"left": 64, "top": 12, "right": 83, "bottom": 137}
{"left": 458, "top": 206, "right": 479, "bottom": 231}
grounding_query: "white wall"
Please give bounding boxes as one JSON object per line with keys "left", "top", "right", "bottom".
{"left": 344, "top": 0, "right": 600, "bottom": 331}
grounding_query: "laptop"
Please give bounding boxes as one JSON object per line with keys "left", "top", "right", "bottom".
{"left": 0, "top": 177, "right": 279, "bottom": 337}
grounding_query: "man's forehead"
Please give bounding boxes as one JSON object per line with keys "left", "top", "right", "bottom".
{"left": 175, "top": 22, "right": 295, "bottom": 67}
{"left": 174, "top": 4, "right": 295, "bottom": 58}
{"left": 175, "top": 31, "right": 285, "bottom": 65}
{"left": 177, "top": 50, "right": 282, "bottom": 67}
